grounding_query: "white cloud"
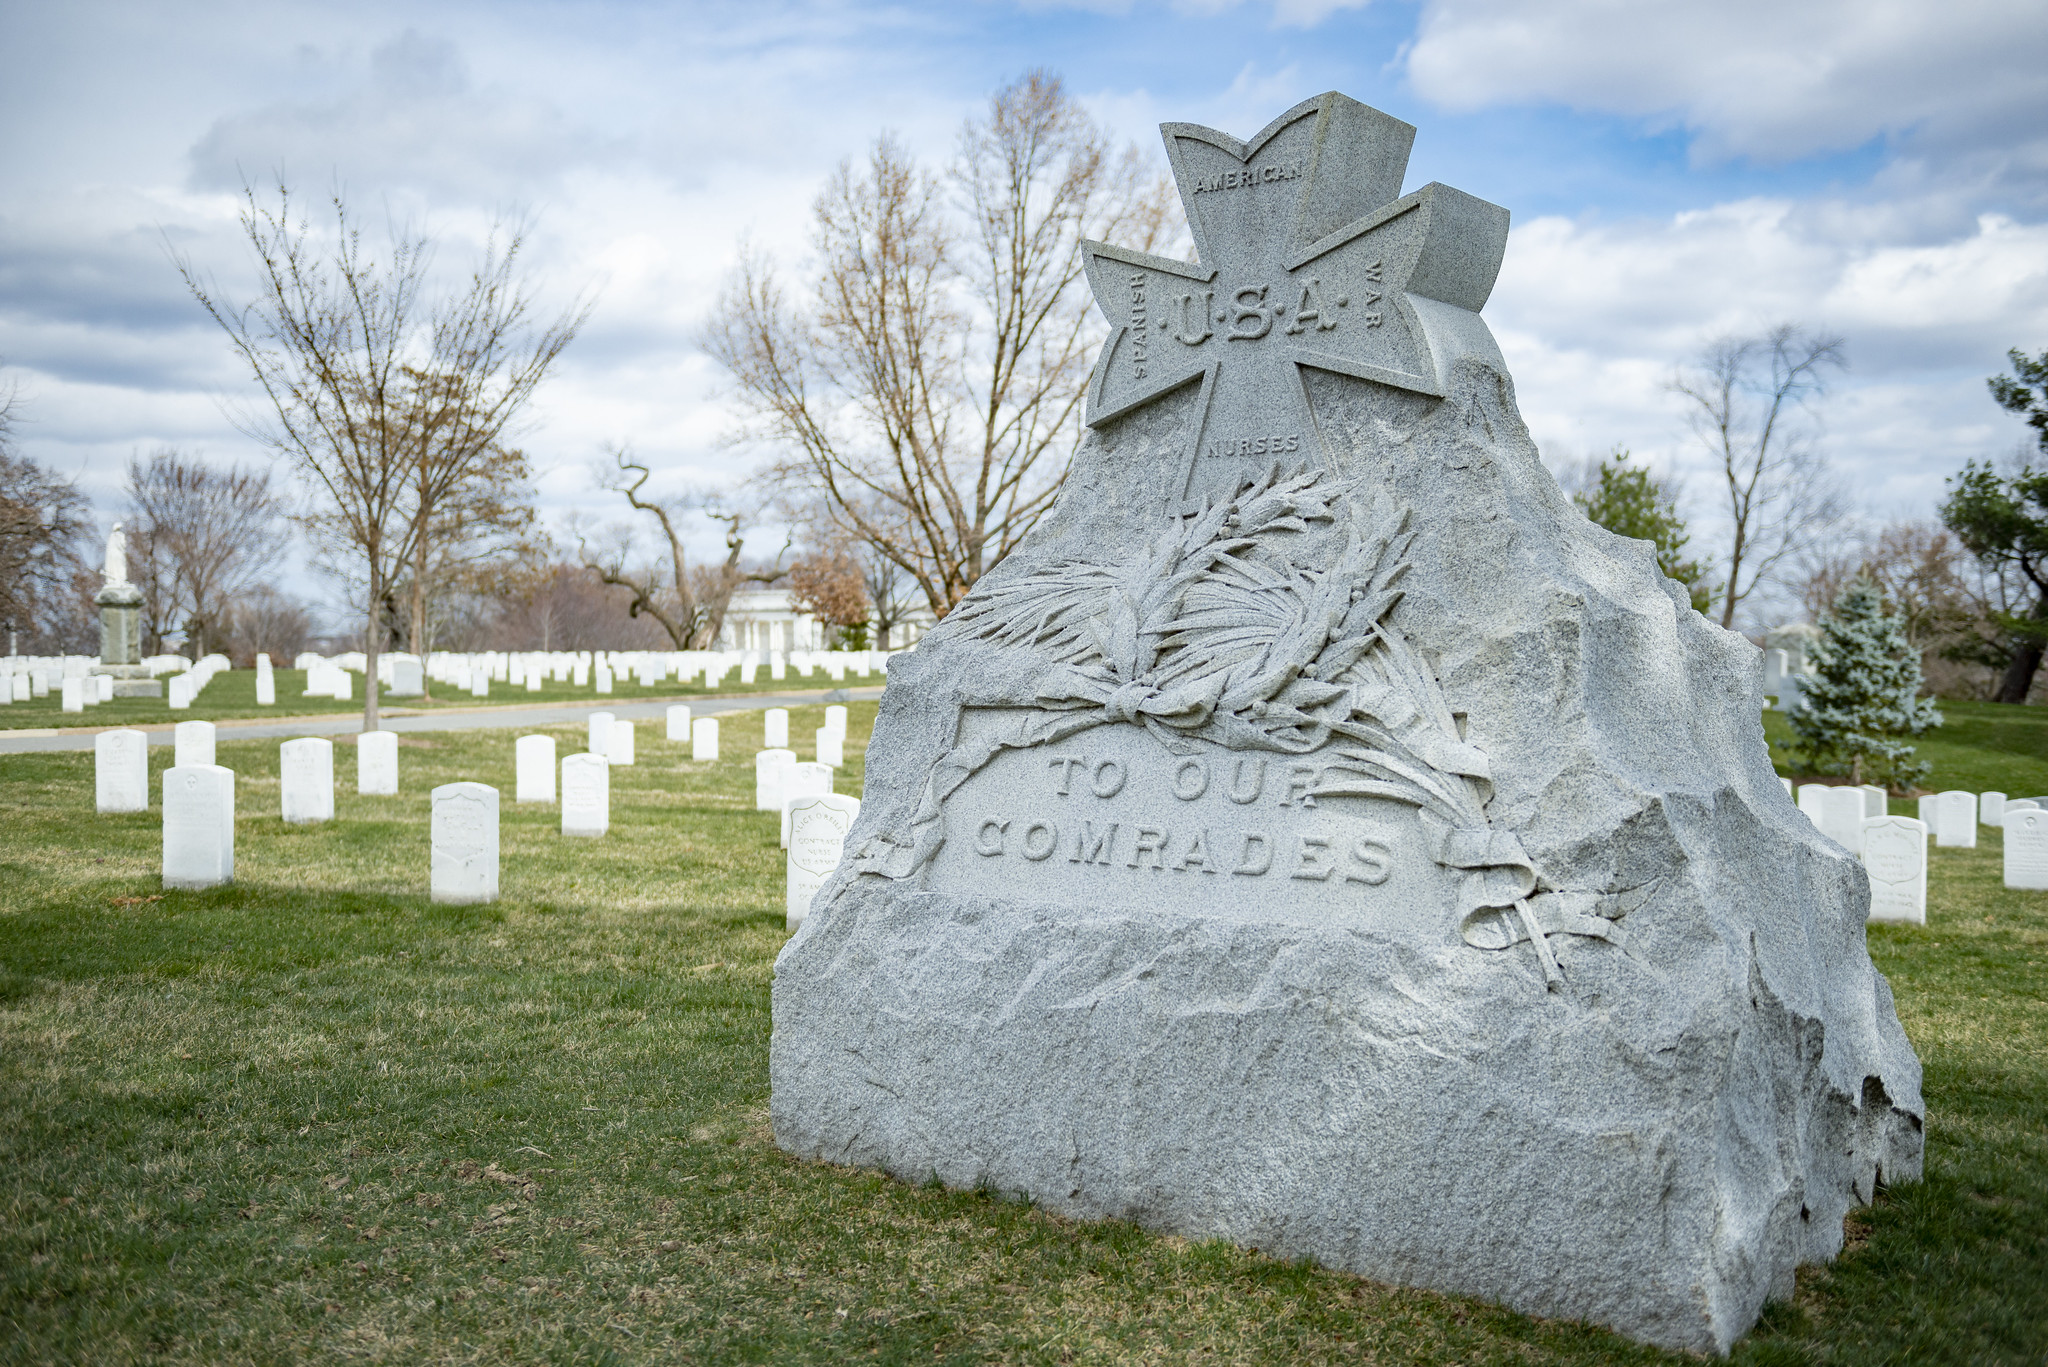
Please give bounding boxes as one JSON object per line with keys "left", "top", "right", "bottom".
{"left": 1487, "top": 196, "right": 2048, "bottom": 542}
{"left": 1406, "top": 0, "right": 2048, "bottom": 171}
{"left": 185, "top": 29, "right": 627, "bottom": 202}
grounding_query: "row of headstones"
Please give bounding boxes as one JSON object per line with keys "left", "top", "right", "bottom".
{"left": 7, "top": 652, "right": 234, "bottom": 711}
{"left": 3, "top": 654, "right": 196, "bottom": 685}
{"left": 1787, "top": 780, "right": 2048, "bottom": 923}
{"left": 13, "top": 651, "right": 268, "bottom": 712}
{"left": 421, "top": 648, "right": 893, "bottom": 699}
{"left": 114, "top": 705, "right": 861, "bottom": 911}
{"left": 166, "top": 654, "right": 234, "bottom": 709}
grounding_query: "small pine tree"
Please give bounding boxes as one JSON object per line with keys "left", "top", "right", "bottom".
{"left": 1790, "top": 576, "right": 1942, "bottom": 790}
{"left": 1573, "top": 449, "right": 1715, "bottom": 613}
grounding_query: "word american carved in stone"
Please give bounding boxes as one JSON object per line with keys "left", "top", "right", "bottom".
{"left": 1084, "top": 94, "right": 1508, "bottom": 508}
{"left": 1187, "top": 161, "right": 1303, "bottom": 194}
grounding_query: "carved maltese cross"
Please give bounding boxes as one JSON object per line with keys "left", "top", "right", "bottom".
{"left": 1082, "top": 94, "right": 1511, "bottom": 510}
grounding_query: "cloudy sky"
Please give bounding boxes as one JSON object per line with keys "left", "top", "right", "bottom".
{"left": 3, "top": 0, "right": 2045, "bottom": 620}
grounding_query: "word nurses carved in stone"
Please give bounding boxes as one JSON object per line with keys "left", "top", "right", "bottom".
{"left": 1082, "top": 95, "right": 1508, "bottom": 510}
{"left": 771, "top": 92, "right": 1924, "bottom": 1358}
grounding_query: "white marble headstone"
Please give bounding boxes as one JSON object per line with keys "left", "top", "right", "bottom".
{"left": 2004, "top": 808, "right": 2048, "bottom": 890}
{"left": 280, "top": 737, "right": 335, "bottom": 824}
{"left": 255, "top": 669, "right": 276, "bottom": 705}
{"left": 174, "top": 720, "right": 216, "bottom": 769}
{"left": 824, "top": 704, "right": 848, "bottom": 737}
{"left": 1980, "top": 792, "right": 2006, "bottom": 827}
{"left": 588, "top": 711, "right": 613, "bottom": 757}
{"left": 60, "top": 677, "right": 84, "bottom": 712}
{"left": 608, "top": 719, "right": 636, "bottom": 767}
{"left": 1861, "top": 816, "right": 1927, "bottom": 925}
{"left": 515, "top": 734, "right": 556, "bottom": 803}
{"left": 470, "top": 669, "right": 489, "bottom": 698}
{"left": 816, "top": 727, "right": 844, "bottom": 768}
{"left": 786, "top": 793, "right": 860, "bottom": 931}
{"left": 357, "top": 730, "right": 399, "bottom": 796}
{"left": 1859, "top": 785, "right": 1887, "bottom": 818}
{"left": 692, "top": 717, "right": 720, "bottom": 761}
{"left": 561, "top": 752, "right": 610, "bottom": 838}
{"left": 1933, "top": 790, "right": 1977, "bottom": 848}
{"left": 162, "top": 764, "right": 234, "bottom": 889}
{"left": 666, "top": 704, "right": 693, "bottom": 742}
{"left": 755, "top": 748, "right": 797, "bottom": 812}
{"left": 779, "top": 761, "right": 836, "bottom": 847}
{"left": 595, "top": 665, "right": 613, "bottom": 694}
{"left": 431, "top": 782, "right": 499, "bottom": 904}
{"left": 1796, "top": 784, "right": 1828, "bottom": 827}
{"left": 1817, "top": 787, "right": 1868, "bottom": 855}
{"left": 95, "top": 729, "right": 148, "bottom": 813}
{"left": 764, "top": 708, "right": 790, "bottom": 748}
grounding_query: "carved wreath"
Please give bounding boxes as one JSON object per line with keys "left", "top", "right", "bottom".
{"left": 850, "top": 468, "right": 1646, "bottom": 987}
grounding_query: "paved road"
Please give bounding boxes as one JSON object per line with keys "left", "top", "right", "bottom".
{"left": 0, "top": 686, "right": 886, "bottom": 754}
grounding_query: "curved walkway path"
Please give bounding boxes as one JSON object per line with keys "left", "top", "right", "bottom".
{"left": 0, "top": 686, "right": 886, "bottom": 755}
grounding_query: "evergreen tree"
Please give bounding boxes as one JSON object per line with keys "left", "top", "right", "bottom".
{"left": 1573, "top": 449, "right": 1715, "bottom": 613}
{"left": 1790, "top": 576, "right": 1942, "bottom": 790}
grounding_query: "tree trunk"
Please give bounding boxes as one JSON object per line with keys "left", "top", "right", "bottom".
{"left": 411, "top": 549, "right": 434, "bottom": 703}
{"left": 364, "top": 565, "right": 383, "bottom": 733}
{"left": 1995, "top": 590, "right": 2048, "bottom": 704}
{"left": 1996, "top": 640, "right": 2044, "bottom": 704}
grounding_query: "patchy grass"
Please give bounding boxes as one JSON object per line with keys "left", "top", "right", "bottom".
{"left": 0, "top": 666, "right": 883, "bottom": 732}
{"left": 2, "top": 703, "right": 2044, "bottom": 1364}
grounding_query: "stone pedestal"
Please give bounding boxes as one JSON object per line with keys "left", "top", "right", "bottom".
{"left": 93, "top": 582, "right": 161, "bottom": 698}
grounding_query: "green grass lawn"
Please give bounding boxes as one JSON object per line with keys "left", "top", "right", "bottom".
{"left": 2, "top": 703, "right": 2044, "bottom": 1364}
{"left": 1767, "top": 697, "right": 2048, "bottom": 797}
{"left": 0, "top": 667, "right": 882, "bottom": 732}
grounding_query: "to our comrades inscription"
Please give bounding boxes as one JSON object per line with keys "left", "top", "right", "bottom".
{"left": 927, "top": 713, "right": 1458, "bottom": 940}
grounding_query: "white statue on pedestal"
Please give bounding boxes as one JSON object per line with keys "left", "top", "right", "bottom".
{"left": 104, "top": 522, "right": 128, "bottom": 587}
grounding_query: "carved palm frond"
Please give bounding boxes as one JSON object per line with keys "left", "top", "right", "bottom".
{"left": 948, "top": 558, "right": 1124, "bottom": 667}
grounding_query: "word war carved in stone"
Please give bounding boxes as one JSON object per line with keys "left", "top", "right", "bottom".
{"left": 1082, "top": 93, "right": 1508, "bottom": 511}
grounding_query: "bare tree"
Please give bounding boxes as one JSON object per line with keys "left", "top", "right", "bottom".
{"left": 386, "top": 227, "right": 589, "bottom": 660}
{"left": 574, "top": 447, "right": 782, "bottom": 649}
{"left": 1670, "top": 324, "right": 1848, "bottom": 630}
{"left": 122, "top": 447, "right": 282, "bottom": 658}
{"left": 706, "top": 71, "right": 1183, "bottom": 620}
{"left": 176, "top": 182, "right": 588, "bottom": 730}
{"left": 0, "top": 377, "right": 96, "bottom": 655}
{"left": 223, "top": 584, "right": 316, "bottom": 665}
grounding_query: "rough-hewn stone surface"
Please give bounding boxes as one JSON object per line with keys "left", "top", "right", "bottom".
{"left": 770, "top": 93, "right": 1922, "bottom": 1356}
